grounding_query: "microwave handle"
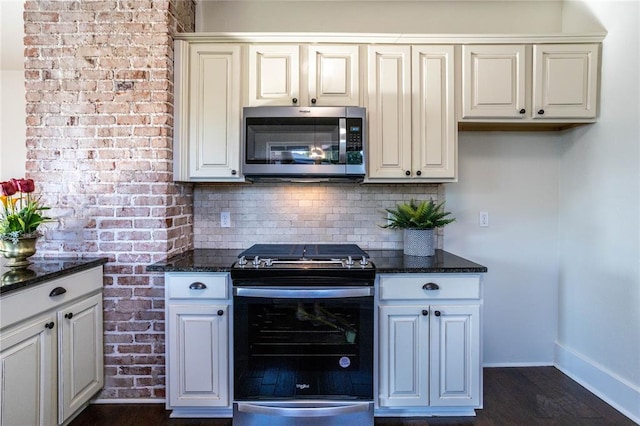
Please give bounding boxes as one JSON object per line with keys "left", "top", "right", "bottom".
{"left": 339, "top": 118, "right": 347, "bottom": 163}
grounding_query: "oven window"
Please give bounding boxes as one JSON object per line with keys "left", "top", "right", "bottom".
{"left": 245, "top": 117, "right": 340, "bottom": 165}
{"left": 233, "top": 294, "right": 373, "bottom": 401}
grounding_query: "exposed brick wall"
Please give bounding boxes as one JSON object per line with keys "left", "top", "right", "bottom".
{"left": 24, "top": 0, "right": 195, "bottom": 399}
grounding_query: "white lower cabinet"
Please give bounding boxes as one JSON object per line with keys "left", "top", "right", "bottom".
{"left": 0, "top": 266, "right": 104, "bottom": 426}
{"left": 377, "top": 274, "right": 482, "bottom": 417}
{"left": 378, "top": 305, "right": 429, "bottom": 407}
{"left": 429, "top": 304, "right": 480, "bottom": 407}
{"left": 165, "top": 273, "right": 231, "bottom": 417}
{"left": 0, "top": 312, "right": 57, "bottom": 426}
{"left": 58, "top": 293, "right": 104, "bottom": 423}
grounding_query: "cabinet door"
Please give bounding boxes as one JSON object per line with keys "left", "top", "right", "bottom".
{"left": 378, "top": 305, "right": 429, "bottom": 407}
{"left": 58, "top": 293, "right": 104, "bottom": 424}
{"left": 533, "top": 44, "right": 599, "bottom": 119}
{"left": 367, "top": 45, "right": 412, "bottom": 179}
{"left": 412, "top": 46, "right": 456, "bottom": 179}
{"left": 308, "top": 45, "right": 360, "bottom": 106}
{"left": 429, "top": 305, "right": 480, "bottom": 407}
{"left": 248, "top": 45, "right": 300, "bottom": 106}
{"left": 167, "top": 304, "right": 229, "bottom": 407}
{"left": 186, "top": 44, "right": 241, "bottom": 180}
{"left": 462, "top": 45, "right": 527, "bottom": 118}
{"left": 0, "top": 314, "right": 56, "bottom": 426}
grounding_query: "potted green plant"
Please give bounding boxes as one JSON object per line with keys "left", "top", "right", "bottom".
{"left": 381, "top": 198, "right": 455, "bottom": 256}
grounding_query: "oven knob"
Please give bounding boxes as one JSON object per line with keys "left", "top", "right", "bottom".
{"left": 345, "top": 255, "right": 355, "bottom": 267}
{"left": 252, "top": 256, "right": 261, "bottom": 267}
{"left": 264, "top": 258, "right": 273, "bottom": 267}
{"left": 360, "top": 256, "right": 369, "bottom": 266}
{"left": 237, "top": 256, "right": 247, "bottom": 266}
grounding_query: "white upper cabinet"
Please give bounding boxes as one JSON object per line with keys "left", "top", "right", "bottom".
{"left": 172, "top": 34, "right": 604, "bottom": 182}
{"left": 308, "top": 45, "right": 360, "bottom": 106}
{"left": 533, "top": 44, "right": 599, "bottom": 119}
{"left": 248, "top": 45, "right": 300, "bottom": 106}
{"left": 412, "top": 46, "right": 456, "bottom": 179}
{"left": 461, "top": 43, "right": 599, "bottom": 122}
{"left": 462, "top": 45, "right": 527, "bottom": 119}
{"left": 367, "top": 45, "right": 412, "bottom": 179}
{"left": 174, "top": 42, "right": 242, "bottom": 181}
{"left": 248, "top": 44, "right": 360, "bottom": 106}
{"left": 367, "top": 45, "right": 456, "bottom": 181}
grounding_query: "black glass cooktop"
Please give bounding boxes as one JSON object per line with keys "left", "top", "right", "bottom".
{"left": 238, "top": 244, "right": 369, "bottom": 260}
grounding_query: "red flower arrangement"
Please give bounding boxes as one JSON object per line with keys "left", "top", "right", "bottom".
{"left": 1, "top": 178, "right": 52, "bottom": 244}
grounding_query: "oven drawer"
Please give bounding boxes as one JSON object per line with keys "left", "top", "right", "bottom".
{"left": 166, "top": 273, "right": 229, "bottom": 300}
{"left": 378, "top": 274, "right": 480, "bottom": 300}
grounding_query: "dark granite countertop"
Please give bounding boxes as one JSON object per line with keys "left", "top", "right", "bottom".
{"left": 146, "top": 249, "right": 242, "bottom": 272}
{"left": 146, "top": 249, "right": 487, "bottom": 274}
{"left": 0, "top": 257, "right": 109, "bottom": 296}
{"left": 368, "top": 249, "right": 487, "bottom": 273}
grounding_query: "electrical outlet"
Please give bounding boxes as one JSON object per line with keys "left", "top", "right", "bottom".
{"left": 479, "top": 211, "right": 489, "bottom": 227}
{"left": 220, "top": 212, "right": 231, "bottom": 228}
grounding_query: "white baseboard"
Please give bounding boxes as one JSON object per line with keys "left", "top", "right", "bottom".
{"left": 555, "top": 342, "right": 640, "bottom": 424}
{"left": 90, "top": 398, "right": 165, "bottom": 404}
{"left": 483, "top": 361, "right": 554, "bottom": 368}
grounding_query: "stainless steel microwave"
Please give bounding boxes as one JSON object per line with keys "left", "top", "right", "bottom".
{"left": 242, "top": 106, "right": 366, "bottom": 181}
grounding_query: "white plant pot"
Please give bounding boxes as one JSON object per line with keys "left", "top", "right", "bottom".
{"left": 403, "top": 228, "right": 435, "bottom": 256}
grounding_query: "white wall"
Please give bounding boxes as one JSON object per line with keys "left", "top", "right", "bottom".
{"left": 444, "top": 132, "right": 561, "bottom": 365}
{"left": 197, "top": 0, "right": 564, "bottom": 34}
{"left": 0, "top": 0, "right": 26, "bottom": 180}
{"left": 555, "top": 1, "right": 640, "bottom": 421}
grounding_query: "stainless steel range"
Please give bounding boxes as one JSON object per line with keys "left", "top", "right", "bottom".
{"left": 231, "top": 244, "right": 375, "bottom": 426}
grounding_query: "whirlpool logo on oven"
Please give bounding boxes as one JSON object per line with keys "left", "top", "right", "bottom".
{"left": 296, "top": 383, "right": 310, "bottom": 390}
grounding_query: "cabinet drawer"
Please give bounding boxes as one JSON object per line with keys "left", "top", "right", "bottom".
{"left": 379, "top": 274, "right": 480, "bottom": 300}
{"left": 166, "top": 273, "right": 229, "bottom": 300}
{"left": 0, "top": 267, "right": 104, "bottom": 330}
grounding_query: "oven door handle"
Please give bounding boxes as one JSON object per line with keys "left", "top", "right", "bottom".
{"left": 233, "top": 286, "right": 373, "bottom": 299}
{"left": 236, "top": 402, "right": 371, "bottom": 417}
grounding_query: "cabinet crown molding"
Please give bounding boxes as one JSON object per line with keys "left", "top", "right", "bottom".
{"left": 173, "top": 32, "right": 606, "bottom": 44}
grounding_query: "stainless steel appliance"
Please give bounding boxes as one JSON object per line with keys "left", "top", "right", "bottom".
{"left": 231, "top": 244, "right": 375, "bottom": 426}
{"left": 242, "top": 107, "right": 366, "bottom": 181}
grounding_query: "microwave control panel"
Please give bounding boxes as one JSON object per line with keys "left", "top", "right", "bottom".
{"left": 346, "top": 118, "right": 364, "bottom": 152}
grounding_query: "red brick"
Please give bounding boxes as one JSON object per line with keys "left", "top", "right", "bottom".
{"left": 118, "top": 322, "right": 153, "bottom": 332}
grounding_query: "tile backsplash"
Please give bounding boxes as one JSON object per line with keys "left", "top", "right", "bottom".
{"left": 194, "top": 183, "right": 444, "bottom": 250}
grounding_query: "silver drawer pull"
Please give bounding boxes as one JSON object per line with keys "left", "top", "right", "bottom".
{"left": 422, "top": 282, "right": 439, "bottom": 291}
{"left": 189, "top": 282, "right": 207, "bottom": 290}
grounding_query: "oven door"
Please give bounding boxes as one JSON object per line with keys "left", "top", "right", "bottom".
{"left": 233, "top": 286, "right": 374, "bottom": 402}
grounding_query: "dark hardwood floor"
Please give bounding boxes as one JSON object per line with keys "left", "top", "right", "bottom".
{"left": 70, "top": 367, "right": 636, "bottom": 426}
